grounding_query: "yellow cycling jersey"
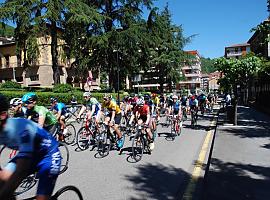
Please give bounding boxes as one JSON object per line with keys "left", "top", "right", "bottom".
{"left": 153, "top": 96, "right": 160, "bottom": 105}
{"left": 102, "top": 100, "right": 121, "bottom": 114}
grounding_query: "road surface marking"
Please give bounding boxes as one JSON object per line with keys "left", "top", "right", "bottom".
{"left": 182, "top": 119, "right": 216, "bottom": 200}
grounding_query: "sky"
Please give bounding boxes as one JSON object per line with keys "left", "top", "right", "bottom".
{"left": 147, "top": 0, "right": 269, "bottom": 58}
{"left": 0, "top": 0, "right": 268, "bottom": 59}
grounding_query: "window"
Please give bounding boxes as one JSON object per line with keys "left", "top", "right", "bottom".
{"left": 30, "top": 75, "right": 39, "bottom": 81}
{"left": 4, "top": 56, "right": 9, "bottom": 67}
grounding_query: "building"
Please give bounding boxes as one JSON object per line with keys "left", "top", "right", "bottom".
{"left": 177, "top": 50, "right": 202, "bottom": 94}
{"left": 208, "top": 71, "right": 221, "bottom": 91}
{"left": 201, "top": 74, "right": 209, "bottom": 91}
{"left": 248, "top": 18, "right": 270, "bottom": 59}
{"left": 0, "top": 28, "right": 100, "bottom": 90}
{"left": 224, "top": 43, "right": 251, "bottom": 59}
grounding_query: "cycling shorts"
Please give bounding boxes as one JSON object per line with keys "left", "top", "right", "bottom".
{"left": 107, "top": 113, "right": 122, "bottom": 125}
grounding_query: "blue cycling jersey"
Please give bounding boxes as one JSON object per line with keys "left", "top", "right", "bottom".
{"left": 173, "top": 100, "right": 181, "bottom": 111}
{"left": 0, "top": 118, "right": 61, "bottom": 196}
{"left": 52, "top": 102, "right": 67, "bottom": 115}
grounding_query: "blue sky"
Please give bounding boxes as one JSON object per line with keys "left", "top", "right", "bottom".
{"left": 148, "top": 0, "right": 268, "bottom": 58}
{"left": 1, "top": 0, "right": 268, "bottom": 58}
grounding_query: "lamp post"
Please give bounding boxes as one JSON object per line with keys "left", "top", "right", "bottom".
{"left": 115, "top": 27, "right": 123, "bottom": 105}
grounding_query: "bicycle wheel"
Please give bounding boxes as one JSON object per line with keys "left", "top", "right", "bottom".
{"left": 132, "top": 132, "right": 144, "bottom": 162}
{"left": 58, "top": 142, "right": 69, "bottom": 174}
{"left": 97, "top": 130, "right": 111, "bottom": 157}
{"left": 64, "top": 123, "right": 76, "bottom": 145}
{"left": 76, "top": 127, "right": 92, "bottom": 150}
{"left": 51, "top": 185, "right": 83, "bottom": 200}
{"left": 175, "top": 120, "right": 181, "bottom": 136}
{"left": 170, "top": 120, "right": 176, "bottom": 140}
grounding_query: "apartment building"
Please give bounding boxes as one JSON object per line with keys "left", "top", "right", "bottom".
{"left": 248, "top": 18, "right": 270, "bottom": 59}
{"left": 176, "top": 50, "right": 202, "bottom": 94}
{"left": 224, "top": 43, "right": 251, "bottom": 58}
{"left": 0, "top": 28, "right": 100, "bottom": 89}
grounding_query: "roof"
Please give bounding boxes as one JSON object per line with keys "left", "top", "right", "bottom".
{"left": 185, "top": 50, "right": 200, "bottom": 57}
{"left": 225, "top": 43, "right": 250, "bottom": 48}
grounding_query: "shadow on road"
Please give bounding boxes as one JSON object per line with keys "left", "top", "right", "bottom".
{"left": 124, "top": 163, "right": 190, "bottom": 200}
{"left": 203, "top": 158, "right": 270, "bottom": 200}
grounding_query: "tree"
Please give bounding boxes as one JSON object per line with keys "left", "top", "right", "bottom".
{"left": 146, "top": 5, "right": 192, "bottom": 92}
{"left": 215, "top": 56, "right": 262, "bottom": 125}
{"left": 201, "top": 57, "right": 216, "bottom": 74}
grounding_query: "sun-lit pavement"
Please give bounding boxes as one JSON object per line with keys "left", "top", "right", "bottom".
{"left": 16, "top": 108, "right": 219, "bottom": 200}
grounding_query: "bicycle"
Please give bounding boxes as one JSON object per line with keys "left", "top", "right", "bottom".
{"left": 2, "top": 185, "right": 83, "bottom": 200}
{"left": 97, "top": 123, "right": 125, "bottom": 157}
{"left": 52, "top": 123, "right": 77, "bottom": 145}
{"left": 76, "top": 116, "right": 102, "bottom": 151}
{"left": 190, "top": 108, "right": 198, "bottom": 129}
{"left": 167, "top": 115, "right": 181, "bottom": 139}
{"left": 0, "top": 141, "right": 69, "bottom": 196}
{"left": 132, "top": 124, "right": 153, "bottom": 162}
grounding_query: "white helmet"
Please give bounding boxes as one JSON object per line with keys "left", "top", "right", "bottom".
{"left": 10, "top": 98, "right": 22, "bottom": 106}
{"left": 136, "top": 98, "right": 144, "bottom": 106}
{"left": 172, "top": 95, "right": 178, "bottom": 99}
{"left": 83, "top": 92, "right": 91, "bottom": 97}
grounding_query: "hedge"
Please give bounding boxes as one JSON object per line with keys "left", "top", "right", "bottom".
{"left": 0, "top": 90, "right": 125, "bottom": 106}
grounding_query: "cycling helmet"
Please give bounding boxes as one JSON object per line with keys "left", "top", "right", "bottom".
{"left": 10, "top": 98, "right": 22, "bottom": 106}
{"left": 22, "top": 92, "right": 37, "bottom": 103}
{"left": 191, "top": 96, "right": 195, "bottom": 100}
{"left": 172, "top": 95, "right": 178, "bottom": 99}
{"left": 136, "top": 98, "right": 144, "bottom": 106}
{"left": 0, "top": 94, "right": 9, "bottom": 112}
{"left": 103, "top": 93, "right": 112, "bottom": 100}
{"left": 50, "top": 97, "right": 58, "bottom": 103}
{"left": 83, "top": 92, "right": 91, "bottom": 97}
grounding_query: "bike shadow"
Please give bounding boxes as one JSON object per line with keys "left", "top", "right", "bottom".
{"left": 158, "top": 132, "right": 176, "bottom": 141}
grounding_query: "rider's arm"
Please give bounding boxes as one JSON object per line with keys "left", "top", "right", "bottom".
{"left": 145, "top": 107, "right": 151, "bottom": 125}
{"left": 0, "top": 158, "right": 32, "bottom": 198}
{"left": 88, "top": 104, "right": 96, "bottom": 119}
{"left": 110, "top": 110, "right": 116, "bottom": 122}
{"left": 77, "top": 105, "right": 86, "bottom": 118}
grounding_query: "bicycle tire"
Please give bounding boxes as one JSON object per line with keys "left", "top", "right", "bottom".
{"left": 51, "top": 185, "right": 83, "bottom": 200}
{"left": 76, "top": 127, "right": 91, "bottom": 150}
{"left": 64, "top": 123, "right": 76, "bottom": 145}
{"left": 132, "top": 132, "right": 144, "bottom": 162}
{"left": 58, "top": 142, "right": 69, "bottom": 174}
{"left": 97, "top": 130, "right": 111, "bottom": 157}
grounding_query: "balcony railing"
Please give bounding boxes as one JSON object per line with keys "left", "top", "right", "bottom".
{"left": 226, "top": 51, "right": 242, "bottom": 57}
{"left": 0, "top": 62, "right": 18, "bottom": 69}
{"left": 185, "top": 73, "right": 201, "bottom": 78}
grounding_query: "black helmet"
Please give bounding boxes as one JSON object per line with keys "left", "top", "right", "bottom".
{"left": 50, "top": 97, "right": 58, "bottom": 103}
{"left": 0, "top": 94, "right": 9, "bottom": 112}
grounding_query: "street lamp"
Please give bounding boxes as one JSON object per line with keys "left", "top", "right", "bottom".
{"left": 115, "top": 27, "right": 123, "bottom": 105}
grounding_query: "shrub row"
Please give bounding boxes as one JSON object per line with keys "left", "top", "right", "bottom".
{"left": 0, "top": 90, "right": 124, "bottom": 106}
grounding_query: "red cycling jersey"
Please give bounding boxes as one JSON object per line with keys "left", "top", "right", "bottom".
{"left": 134, "top": 104, "right": 150, "bottom": 116}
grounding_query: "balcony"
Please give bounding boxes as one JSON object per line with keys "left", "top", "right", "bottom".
{"left": 179, "top": 80, "right": 201, "bottom": 84}
{"left": 185, "top": 73, "right": 201, "bottom": 78}
{"left": 226, "top": 51, "right": 242, "bottom": 57}
{"left": 0, "top": 62, "right": 18, "bottom": 69}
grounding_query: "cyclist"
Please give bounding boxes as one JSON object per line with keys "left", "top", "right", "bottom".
{"left": 190, "top": 95, "right": 199, "bottom": 123}
{"left": 50, "top": 97, "right": 68, "bottom": 137}
{"left": 129, "top": 98, "right": 155, "bottom": 151}
{"left": 198, "top": 93, "right": 207, "bottom": 115}
{"left": 0, "top": 94, "right": 61, "bottom": 200}
{"left": 9, "top": 98, "right": 26, "bottom": 118}
{"left": 21, "top": 93, "right": 58, "bottom": 138}
{"left": 168, "top": 95, "right": 182, "bottom": 118}
{"left": 180, "top": 95, "right": 188, "bottom": 120}
{"left": 77, "top": 92, "right": 101, "bottom": 124}
{"left": 101, "top": 94, "right": 124, "bottom": 149}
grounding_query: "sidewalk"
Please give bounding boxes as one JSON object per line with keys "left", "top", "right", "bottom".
{"left": 202, "top": 106, "right": 270, "bottom": 200}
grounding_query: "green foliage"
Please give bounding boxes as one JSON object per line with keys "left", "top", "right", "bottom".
{"left": 0, "top": 81, "right": 21, "bottom": 89}
{"left": 201, "top": 57, "right": 216, "bottom": 74}
{"left": 52, "top": 84, "right": 74, "bottom": 93}
{"left": 214, "top": 56, "right": 263, "bottom": 93}
{"left": 0, "top": 23, "right": 14, "bottom": 37}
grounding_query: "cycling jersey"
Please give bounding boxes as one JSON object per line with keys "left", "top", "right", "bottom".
{"left": 172, "top": 100, "right": 181, "bottom": 111}
{"left": 85, "top": 97, "right": 101, "bottom": 115}
{"left": 52, "top": 102, "right": 67, "bottom": 115}
{"left": 102, "top": 100, "right": 121, "bottom": 115}
{"left": 152, "top": 97, "right": 160, "bottom": 106}
{"left": 134, "top": 104, "right": 150, "bottom": 116}
{"left": 0, "top": 118, "right": 61, "bottom": 196}
{"left": 25, "top": 105, "right": 58, "bottom": 128}
{"left": 190, "top": 99, "right": 199, "bottom": 108}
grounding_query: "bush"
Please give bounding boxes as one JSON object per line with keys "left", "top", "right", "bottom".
{"left": 52, "top": 84, "right": 73, "bottom": 93}
{"left": 0, "top": 81, "right": 21, "bottom": 89}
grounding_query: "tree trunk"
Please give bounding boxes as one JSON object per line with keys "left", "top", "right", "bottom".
{"left": 51, "top": 21, "right": 60, "bottom": 85}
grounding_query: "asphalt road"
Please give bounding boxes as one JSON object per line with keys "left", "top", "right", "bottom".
{"left": 17, "top": 110, "right": 217, "bottom": 200}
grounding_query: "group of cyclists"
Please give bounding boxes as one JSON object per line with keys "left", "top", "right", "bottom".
{"left": 0, "top": 90, "right": 217, "bottom": 199}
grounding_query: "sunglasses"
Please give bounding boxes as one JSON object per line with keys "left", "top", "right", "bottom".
{"left": 23, "top": 101, "right": 34, "bottom": 106}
